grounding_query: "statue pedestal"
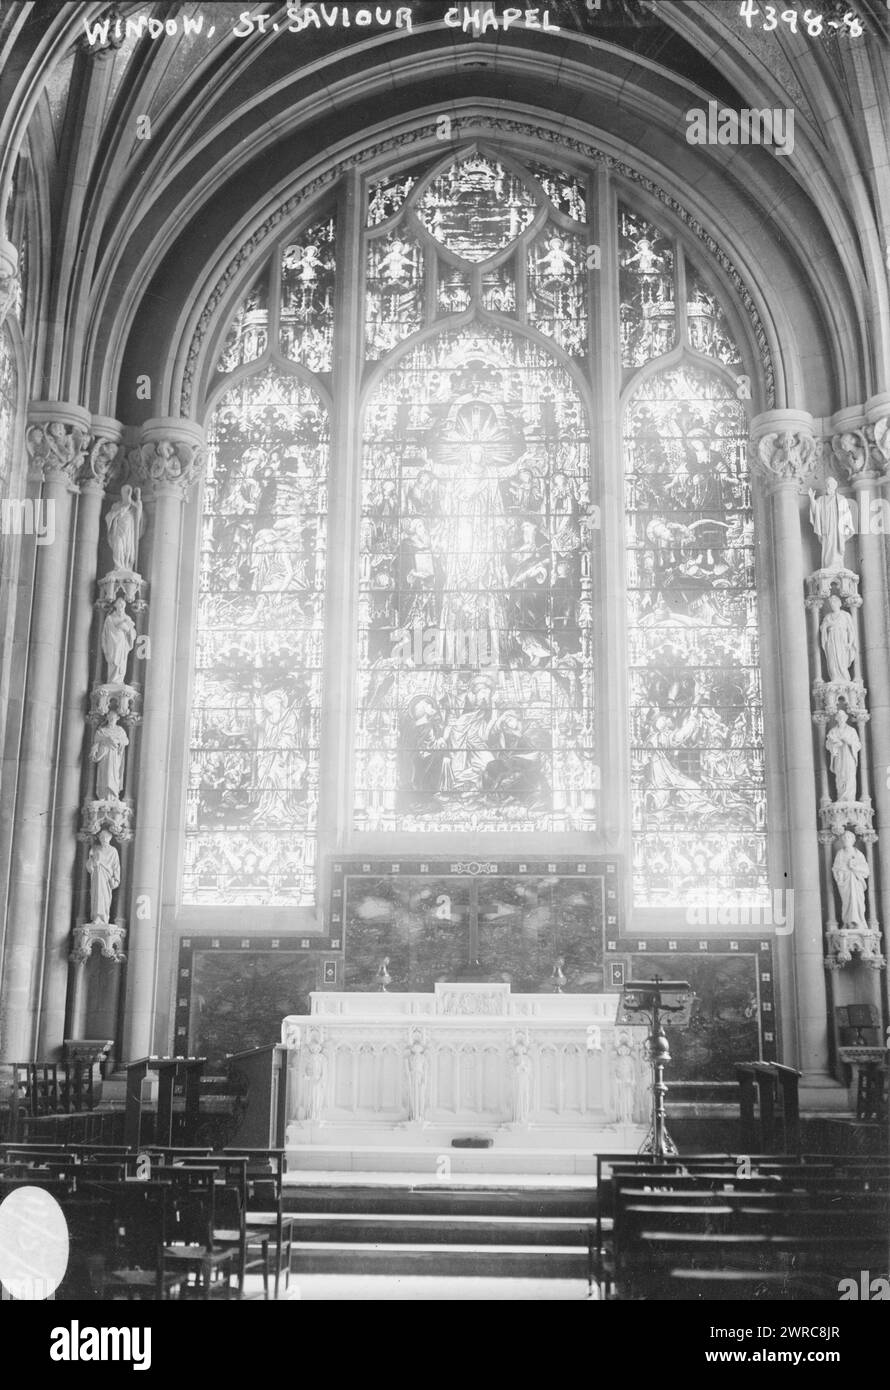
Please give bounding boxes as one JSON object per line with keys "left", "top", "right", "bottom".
{"left": 283, "top": 985, "right": 648, "bottom": 1171}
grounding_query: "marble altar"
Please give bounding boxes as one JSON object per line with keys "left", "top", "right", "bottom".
{"left": 282, "top": 984, "right": 649, "bottom": 1162}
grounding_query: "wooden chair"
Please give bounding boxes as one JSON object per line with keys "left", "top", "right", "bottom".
{"left": 159, "top": 1166, "right": 238, "bottom": 1299}
{"left": 225, "top": 1149, "right": 294, "bottom": 1298}
{"left": 102, "top": 1184, "right": 184, "bottom": 1301}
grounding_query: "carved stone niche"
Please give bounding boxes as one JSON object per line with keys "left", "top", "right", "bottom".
{"left": 824, "top": 927, "right": 885, "bottom": 971}
{"left": 811, "top": 680, "right": 868, "bottom": 723}
{"left": 78, "top": 796, "right": 134, "bottom": 841}
{"left": 90, "top": 683, "right": 142, "bottom": 722}
{"left": 818, "top": 796, "right": 877, "bottom": 844}
{"left": 97, "top": 571, "right": 147, "bottom": 609}
{"left": 804, "top": 568, "right": 862, "bottom": 609}
{"left": 70, "top": 922, "right": 127, "bottom": 965}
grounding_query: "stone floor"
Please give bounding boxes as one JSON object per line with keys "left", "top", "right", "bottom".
{"left": 245, "top": 1274, "right": 597, "bottom": 1300}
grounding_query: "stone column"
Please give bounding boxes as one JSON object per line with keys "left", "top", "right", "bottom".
{"left": 37, "top": 420, "right": 123, "bottom": 1058}
{"left": 120, "top": 420, "right": 203, "bottom": 1063}
{"left": 0, "top": 405, "right": 88, "bottom": 1063}
{"left": 750, "top": 413, "right": 840, "bottom": 1101}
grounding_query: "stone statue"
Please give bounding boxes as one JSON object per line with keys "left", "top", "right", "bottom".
{"left": 304, "top": 1040, "right": 327, "bottom": 1123}
{"left": 87, "top": 829, "right": 120, "bottom": 924}
{"left": 613, "top": 1043, "right": 637, "bottom": 1125}
{"left": 551, "top": 956, "right": 567, "bottom": 993}
{"left": 820, "top": 594, "right": 857, "bottom": 683}
{"left": 405, "top": 1032, "right": 429, "bottom": 1123}
{"left": 510, "top": 1038, "right": 533, "bottom": 1127}
{"left": 89, "top": 711, "right": 129, "bottom": 800}
{"left": 375, "top": 956, "right": 392, "bottom": 991}
{"left": 832, "top": 830, "right": 869, "bottom": 929}
{"left": 101, "top": 597, "right": 137, "bottom": 686}
{"left": 825, "top": 710, "right": 861, "bottom": 803}
{"left": 808, "top": 478, "right": 855, "bottom": 571}
{"left": 105, "top": 485, "right": 144, "bottom": 573}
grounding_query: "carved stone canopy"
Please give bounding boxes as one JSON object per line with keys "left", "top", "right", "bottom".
{"left": 824, "top": 927, "right": 885, "bottom": 971}
{"left": 70, "top": 922, "right": 127, "bottom": 965}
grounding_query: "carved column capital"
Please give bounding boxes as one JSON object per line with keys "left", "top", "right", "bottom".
{"left": 127, "top": 418, "right": 205, "bottom": 500}
{"left": 750, "top": 411, "right": 818, "bottom": 491}
{"left": 80, "top": 416, "right": 124, "bottom": 492}
{"left": 26, "top": 403, "right": 93, "bottom": 491}
{"left": 824, "top": 396, "right": 890, "bottom": 484}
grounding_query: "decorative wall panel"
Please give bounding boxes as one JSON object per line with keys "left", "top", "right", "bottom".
{"left": 333, "top": 857, "right": 617, "bottom": 993}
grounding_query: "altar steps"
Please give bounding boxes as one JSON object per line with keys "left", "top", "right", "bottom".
{"left": 282, "top": 1178, "right": 596, "bottom": 1279}
{"left": 287, "top": 1241, "right": 590, "bottom": 1279}
{"left": 284, "top": 1182, "right": 595, "bottom": 1219}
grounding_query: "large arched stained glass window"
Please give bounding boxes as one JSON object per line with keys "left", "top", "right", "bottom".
{"left": 183, "top": 370, "right": 329, "bottom": 905}
{"left": 355, "top": 149, "right": 597, "bottom": 832}
{"left": 623, "top": 210, "right": 766, "bottom": 907}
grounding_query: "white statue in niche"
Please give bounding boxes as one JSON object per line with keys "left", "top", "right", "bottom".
{"left": 509, "top": 1036, "right": 533, "bottom": 1127}
{"left": 87, "top": 829, "right": 120, "bottom": 923}
{"left": 820, "top": 594, "right": 857, "bottom": 683}
{"left": 105, "top": 485, "right": 144, "bottom": 573}
{"left": 101, "top": 597, "right": 137, "bottom": 686}
{"left": 303, "top": 1039, "right": 328, "bottom": 1123}
{"left": 808, "top": 478, "right": 855, "bottom": 572}
{"left": 405, "top": 1030, "right": 429, "bottom": 1124}
{"left": 89, "top": 711, "right": 129, "bottom": 800}
{"left": 825, "top": 710, "right": 861, "bottom": 804}
{"left": 832, "top": 830, "right": 870, "bottom": 929}
{"left": 613, "top": 1041, "right": 637, "bottom": 1126}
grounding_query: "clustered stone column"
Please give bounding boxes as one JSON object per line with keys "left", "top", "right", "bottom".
{"left": 66, "top": 434, "right": 147, "bottom": 1042}
{"left": 820, "top": 395, "right": 890, "bottom": 989}
{"left": 119, "top": 421, "right": 204, "bottom": 1064}
{"left": 750, "top": 415, "right": 835, "bottom": 1094}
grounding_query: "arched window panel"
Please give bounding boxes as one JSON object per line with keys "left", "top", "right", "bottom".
{"left": 619, "top": 205, "right": 677, "bottom": 367}
{"left": 279, "top": 213, "right": 336, "bottom": 372}
{"left": 685, "top": 262, "right": 743, "bottom": 368}
{"left": 625, "top": 366, "right": 767, "bottom": 908}
{"left": 525, "top": 162, "right": 587, "bottom": 223}
{"left": 415, "top": 155, "right": 539, "bottom": 262}
{"left": 215, "top": 272, "right": 269, "bottom": 375}
{"left": 0, "top": 323, "right": 16, "bottom": 489}
{"left": 437, "top": 263, "right": 472, "bottom": 317}
{"left": 366, "top": 230, "right": 426, "bottom": 360}
{"left": 527, "top": 225, "right": 588, "bottom": 356}
{"left": 355, "top": 327, "right": 597, "bottom": 834}
{"left": 184, "top": 370, "right": 329, "bottom": 906}
{"left": 367, "top": 170, "right": 419, "bottom": 227}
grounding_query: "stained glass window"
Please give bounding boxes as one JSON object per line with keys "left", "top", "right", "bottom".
{"left": 527, "top": 224, "right": 587, "bottom": 356}
{"left": 280, "top": 213, "right": 336, "bottom": 372}
{"left": 685, "top": 263, "right": 743, "bottom": 367}
{"left": 619, "top": 205, "right": 676, "bottom": 367}
{"left": 526, "top": 163, "right": 587, "bottom": 222}
{"left": 355, "top": 328, "right": 597, "bottom": 833}
{"left": 367, "top": 172, "right": 418, "bottom": 226}
{"left": 184, "top": 371, "right": 329, "bottom": 905}
{"left": 215, "top": 274, "right": 269, "bottom": 374}
{"left": 416, "top": 155, "right": 538, "bottom": 262}
{"left": 625, "top": 366, "right": 766, "bottom": 907}
{"left": 366, "top": 229, "right": 425, "bottom": 359}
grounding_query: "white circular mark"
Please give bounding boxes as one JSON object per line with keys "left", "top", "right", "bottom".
{"left": 0, "top": 1187, "right": 69, "bottom": 1300}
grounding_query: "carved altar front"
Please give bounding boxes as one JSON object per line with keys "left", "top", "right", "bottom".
{"left": 283, "top": 984, "right": 648, "bottom": 1158}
